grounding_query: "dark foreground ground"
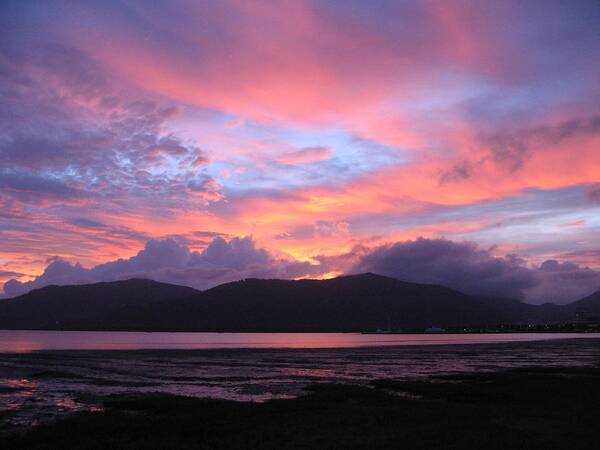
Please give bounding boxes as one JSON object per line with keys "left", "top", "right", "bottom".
{"left": 2, "top": 366, "right": 599, "bottom": 450}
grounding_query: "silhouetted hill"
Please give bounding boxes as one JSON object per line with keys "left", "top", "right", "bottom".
{"left": 476, "top": 296, "right": 566, "bottom": 324}
{"left": 0, "top": 274, "right": 594, "bottom": 331}
{"left": 564, "top": 291, "right": 600, "bottom": 318}
{"left": 0, "top": 279, "right": 198, "bottom": 330}
{"left": 98, "top": 273, "right": 516, "bottom": 331}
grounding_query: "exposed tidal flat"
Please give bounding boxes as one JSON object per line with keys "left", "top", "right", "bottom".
{"left": 1, "top": 338, "right": 599, "bottom": 448}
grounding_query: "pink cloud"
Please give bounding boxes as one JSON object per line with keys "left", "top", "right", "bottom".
{"left": 1, "top": 0, "right": 598, "bottom": 293}
{"left": 558, "top": 219, "right": 585, "bottom": 228}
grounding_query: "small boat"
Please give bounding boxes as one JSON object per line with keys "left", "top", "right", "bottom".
{"left": 424, "top": 326, "right": 446, "bottom": 334}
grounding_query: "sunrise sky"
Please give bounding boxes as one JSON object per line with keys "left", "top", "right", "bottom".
{"left": 1, "top": 0, "right": 599, "bottom": 303}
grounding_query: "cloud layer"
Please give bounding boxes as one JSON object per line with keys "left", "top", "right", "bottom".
{"left": 4, "top": 237, "right": 599, "bottom": 305}
{"left": 351, "top": 238, "right": 600, "bottom": 304}
{"left": 3, "top": 237, "right": 321, "bottom": 297}
{"left": 352, "top": 238, "right": 537, "bottom": 300}
{"left": 1, "top": 1, "right": 599, "bottom": 294}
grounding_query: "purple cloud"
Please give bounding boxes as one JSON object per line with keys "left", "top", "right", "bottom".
{"left": 0, "top": 43, "right": 220, "bottom": 212}
{"left": 276, "top": 147, "right": 333, "bottom": 165}
{"left": 0, "top": 169, "right": 84, "bottom": 201}
{"left": 524, "top": 259, "right": 600, "bottom": 305}
{"left": 589, "top": 186, "right": 600, "bottom": 203}
{"left": 0, "top": 270, "right": 25, "bottom": 278}
{"left": 3, "top": 259, "right": 90, "bottom": 297}
{"left": 2, "top": 236, "right": 322, "bottom": 297}
{"left": 351, "top": 238, "right": 538, "bottom": 300}
{"left": 350, "top": 238, "right": 600, "bottom": 304}
{"left": 4, "top": 236, "right": 599, "bottom": 304}
{"left": 482, "top": 115, "right": 600, "bottom": 173}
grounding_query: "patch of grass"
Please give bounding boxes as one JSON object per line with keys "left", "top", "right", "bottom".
{"left": 2, "top": 367, "right": 600, "bottom": 449}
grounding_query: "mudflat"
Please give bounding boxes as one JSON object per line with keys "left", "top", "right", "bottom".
{"left": 1, "top": 338, "right": 599, "bottom": 449}
{"left": 2, "top": 365, "right": 600, "bottom": 449}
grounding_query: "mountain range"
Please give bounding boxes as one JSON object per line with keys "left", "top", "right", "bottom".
{"left": 0, "top": 273, "right": 598, "bottom": 331}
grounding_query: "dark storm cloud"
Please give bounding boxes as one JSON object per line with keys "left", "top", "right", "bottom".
{"left": 350, "top": 238, "right": 600, "bottom": 304}
{"left": 351, "top": 238, "right": 537, "bottom": 299}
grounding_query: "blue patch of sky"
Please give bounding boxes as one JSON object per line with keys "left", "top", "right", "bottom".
{"left": 171, "top": 107, "right": 409, "bottom": 192}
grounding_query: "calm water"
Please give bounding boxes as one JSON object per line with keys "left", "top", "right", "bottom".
{"left": 0, "top": 332, "right": 599, "bottom": 432}
{"left": 0, "top": 330, "right": 594, "bottom": 352}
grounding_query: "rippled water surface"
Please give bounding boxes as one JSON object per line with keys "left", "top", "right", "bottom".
{"left": 0, "top": 333, "right": 599, "bottom": 432}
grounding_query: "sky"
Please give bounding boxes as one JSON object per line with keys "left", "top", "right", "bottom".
{"left": 1, "top": 0, "right": 599, "bottom": 304}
